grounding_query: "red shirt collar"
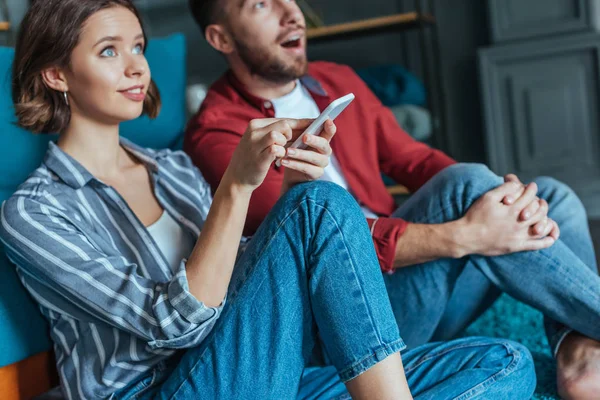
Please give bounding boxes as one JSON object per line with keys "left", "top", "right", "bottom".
{"left": 226, "top": 70, "right": 330, "bottom": 115}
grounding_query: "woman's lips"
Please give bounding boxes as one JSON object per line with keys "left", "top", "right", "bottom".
{"left": 119, "top": 87, "right": 145, "bottom": 102}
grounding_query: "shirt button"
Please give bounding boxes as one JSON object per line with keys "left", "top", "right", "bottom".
{"left": 263, "top": 101, "right": 272, "bottom": 109}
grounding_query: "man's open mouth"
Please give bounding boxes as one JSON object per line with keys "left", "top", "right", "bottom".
{"left": 281, "top": 35, "right": 302, "bottom": 49}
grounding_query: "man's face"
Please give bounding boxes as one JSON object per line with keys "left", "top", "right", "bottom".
{"left": 225, "top": 0, "right": 308, "bottom": 84}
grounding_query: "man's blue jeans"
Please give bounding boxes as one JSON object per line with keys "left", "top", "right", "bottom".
{"left": 118, "top": 181, "right": 535, "bottom": 399}
{"left": 383, "top": 163, "right": 600, "bottom": 355}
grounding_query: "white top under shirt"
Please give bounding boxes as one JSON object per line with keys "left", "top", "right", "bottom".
{"left": 271, "top": 81, "right": 377, "bottom": 218}
{"left": 147, "top": 211, "right": 196, "bottom": 270}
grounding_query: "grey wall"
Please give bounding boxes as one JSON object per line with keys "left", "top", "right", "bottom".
{"left": 0, "top": 0, "right": 27, "bottom": 46}
{"left": 393, "top": 0, "right": 490, "bottom": 162}
{"left": 425, "top": 0, "right": 490, "bottom": 163}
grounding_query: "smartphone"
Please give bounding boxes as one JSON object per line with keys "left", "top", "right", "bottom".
{"left": 275, "top": 93, "right": 355, "bottom": 167}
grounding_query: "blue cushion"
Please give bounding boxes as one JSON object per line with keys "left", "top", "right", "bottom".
{"left": 0, "top": 33, "right": 187, "bottom": 367}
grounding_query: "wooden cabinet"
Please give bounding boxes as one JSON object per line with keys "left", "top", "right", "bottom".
{"left": 488, "top": 0, "right": 600, "bottom": 43}
{"left": 480, "top": 1, "right": 600, "bottom": 215}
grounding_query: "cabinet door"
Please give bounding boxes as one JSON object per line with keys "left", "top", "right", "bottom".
{"left": 488, "top": 0, "right": 598, "bottom": 43}
{"left": 480, "top": 33, "right": 600, "bottom": 215}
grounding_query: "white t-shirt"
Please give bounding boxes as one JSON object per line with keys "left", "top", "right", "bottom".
{"left": 271, "top": 81, "right": 377, "bottom": 218}
{"left": 147, "top": 211, "right": 195, "bottom": 270}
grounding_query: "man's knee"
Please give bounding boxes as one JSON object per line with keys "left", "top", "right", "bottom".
{"left": 534, "top": 177, "right": 586, "bottom": 215}
{"left": 426, "top": 164, "right": 503, "bottom": 213}
{"left": 434, "top": 163, "right": 501, "bottom": 191}
{"left": 535, "top": 176, "right": 580, "bottom": 200}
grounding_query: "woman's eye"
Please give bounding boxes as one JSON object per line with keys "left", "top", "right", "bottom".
{"left": 100, "top": 47, "right": 117, "bottom": 57}
{"left": 132, "top": 44, "right": 144, "bottom": 55}
{"left": 254, "top": 1, "right": 266, "bottom": 9}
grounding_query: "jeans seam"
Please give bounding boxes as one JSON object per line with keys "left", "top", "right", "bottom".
{"left": 403, "top": 339, "right": 505, "bottom": 374}
{"left": 331, "top": 395, "right": 352, "bottom": 400}
{"left": 453, "top": 341, "right": 522, "bottom": 400}
{"left": 311, "top": 201, "right": 388, "bottom": 350}
{"left": 129, "top": 369, "right": 157, "bottom": 400}
{"left": 338, "top": 338, "right": 406, "bottom": 382}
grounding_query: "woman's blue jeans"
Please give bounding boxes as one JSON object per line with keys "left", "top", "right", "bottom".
{"left": 117, "top": 181, "right": 535, "bottom": 400}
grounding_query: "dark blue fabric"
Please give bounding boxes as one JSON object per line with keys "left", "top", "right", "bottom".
{"left": 356, "top": 64, "right": 426, "bottom": 107}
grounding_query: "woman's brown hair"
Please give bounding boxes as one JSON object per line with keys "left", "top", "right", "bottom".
{"left": 12, "top": 0, "right": 161, "bottom": 134}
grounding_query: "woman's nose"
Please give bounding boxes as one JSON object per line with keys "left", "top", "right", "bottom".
{"left": 125, "top": 55, "right": 146, "bottom": 77}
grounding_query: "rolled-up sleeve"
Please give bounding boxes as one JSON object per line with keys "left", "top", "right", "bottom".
{"left": 367, "top": 217, "right": 408, "bottom": 273}
{"left": 167, "top": 267, "right": 225, "bottom": 325}
{"left": 0, "top": 195, "right": 222, "bottom": 349}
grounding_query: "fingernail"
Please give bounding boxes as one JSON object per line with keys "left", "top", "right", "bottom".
{"left": 281, "top": 159, "right": 289, "bottom": 165}
{"left": 287, "top": 149, "right": 296, "bottom": 155}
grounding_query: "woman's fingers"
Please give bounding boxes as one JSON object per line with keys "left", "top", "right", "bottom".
{"left": 258, "top": 143, "right": 286, "bottom": 167}
{"left": 280, "top": 159, "right": 324, "bottom": 180}
{"left": 285, "top": 148, "right": 329, "bottom": 168}
{"left": 300, "top": 134, "right": 332, "bottom": 155}
{"left": 319, "top": 119, "right": 337, "bottom": 142}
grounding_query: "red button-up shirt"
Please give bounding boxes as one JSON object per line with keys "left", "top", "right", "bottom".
{"left": 184, "top": 61, "right": 456, "bottom": 271}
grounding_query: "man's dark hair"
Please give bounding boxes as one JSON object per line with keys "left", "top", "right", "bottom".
{"left": 189, "top": 0, "right": 224, "bottom": 37}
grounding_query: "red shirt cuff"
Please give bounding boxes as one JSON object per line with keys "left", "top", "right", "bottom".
{"left": 367, "top": 217, "right": 409, "bottom": 273}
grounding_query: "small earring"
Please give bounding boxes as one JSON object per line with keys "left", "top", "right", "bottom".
{"left": 63, "top": 91, "right": 69, "bottom": 106}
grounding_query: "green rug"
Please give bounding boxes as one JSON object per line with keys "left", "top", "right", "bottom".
{"left": 465, "top": 294, "right": 559, "bottom": 399}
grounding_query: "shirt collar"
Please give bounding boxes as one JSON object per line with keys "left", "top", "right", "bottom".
{"left": 44, "top": 137, "right": 158, "bottom": 190}
{"left": 226, "top": 69, "right": 329, "bottom": 112}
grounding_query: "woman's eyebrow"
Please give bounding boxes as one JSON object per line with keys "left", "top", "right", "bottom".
{"left": 93, "top": 33, "right": 144, "bottom": 48}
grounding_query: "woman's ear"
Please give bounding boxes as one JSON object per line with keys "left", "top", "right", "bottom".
{"left": 205, "top": 24, "right": 235, "bottom": 55}
{"left": 41, "top": 67, "right": 69, "bottom": 92}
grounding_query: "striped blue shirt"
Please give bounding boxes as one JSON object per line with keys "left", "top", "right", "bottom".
{"left": 0, "top": 139, "right": 227, "bottom": 399}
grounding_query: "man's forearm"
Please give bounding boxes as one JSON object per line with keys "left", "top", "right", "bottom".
{"left": 393, "top": 220, "right": 473, "bottom": 269}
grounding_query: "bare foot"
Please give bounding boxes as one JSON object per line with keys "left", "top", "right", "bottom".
{"left": 556, "top": 332, "right": 600, "bottom": 400}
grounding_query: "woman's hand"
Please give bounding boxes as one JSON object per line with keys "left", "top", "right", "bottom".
{"left": 281, "top": 119, "right": 337, "bottom": 194}
{"left": 223, "top": 118, "right": 314, "bottom": 193}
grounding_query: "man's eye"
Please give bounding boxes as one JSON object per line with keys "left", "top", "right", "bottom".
{"left": 254, "top": 1, "right": 266, "bottom": 9}
{"left": 100, "top": 47, "right": 117, "bottom": 57}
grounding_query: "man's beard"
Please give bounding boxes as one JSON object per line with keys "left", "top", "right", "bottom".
{"left": 234, "top": 37, "right": 308, "bottom": 84}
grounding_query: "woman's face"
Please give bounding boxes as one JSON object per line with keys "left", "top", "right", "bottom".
{"left": 64, "top": 6, "right": 151, "bottom": 125}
